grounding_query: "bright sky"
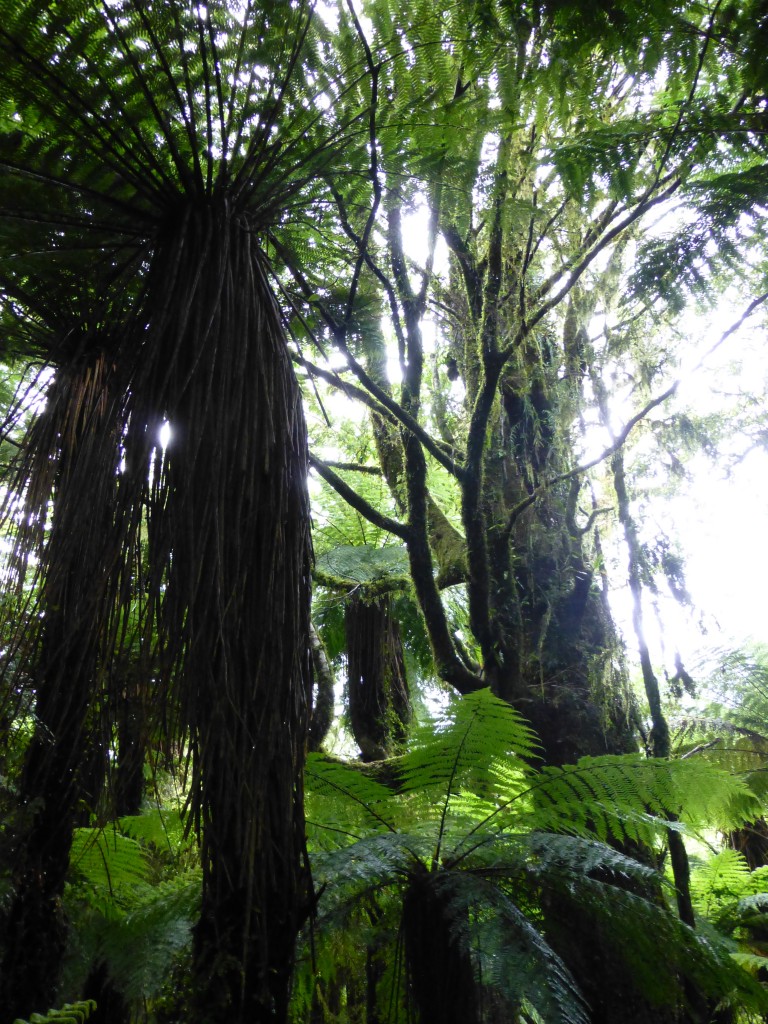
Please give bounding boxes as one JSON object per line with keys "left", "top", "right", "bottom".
{"left": 607, "top": 307, "right": 768, "bottom": 679}
{"left": 629, "top": 445, "right": 768, "bottom": 664}
{"left": 678, "top": 447, "right": 768, "bottom": 645}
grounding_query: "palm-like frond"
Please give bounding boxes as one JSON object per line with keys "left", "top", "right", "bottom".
{"left": 306, "top": 753, "right": 398, "bottom": 839}
{"left": 118, "top": 807, "right": 189, "bottom": 860}
{"left": 433, "top": 869, "right": 590, "bottom": 1024}
{"left": 315, "top": 543, "right": 411, "bottom": 592}
{"left": 516, "top": 833, "right": 765, "bottom": 1016}
{"left": 396, "top": 690, "right": 539, "bottom": 845}
{"left": 0, "top": 0, "right": 366, "bottom": 240}
{"left": 518, "top": 752, "right": 757, "bottom": 845}
{"left": 97, "top": 871, "right": 201, "bottom": 1006}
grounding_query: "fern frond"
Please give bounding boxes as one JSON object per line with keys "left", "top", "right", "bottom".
{"left": 732, "top": 950, "right": 768, "bottom": 972}
{"left": 312, "top": 832, "right": 420, "bottom": 922}
{"left": 438, "top": 870, "right": 590, "bottom": 1024}
{"left": 691, "top": 849, "right": 753, "bottom": 915}
{"left": 314, "top": 543, "right": 410, "bottom": 592}
{"left": 520, "top": 831, "right": 663, "bottom": 887}
{"left": 305, "top": 753, "right": 397, "bottom": 838}
{"left": 118, "top": 807, "right": 189, "bottom": 859}
{"left": 12, "top": 1001, "right": 96, "bottom": 1024}
{"left": 307, "top": 692, "right": 768, "bottom": 1022}
{"left": 396, "top": 689, "right": 538, "bottom": 801}
{"left": 517, "top": 753, "right": 757, "bottom": 844}
{"left": 524, "top": 839, "right": 768, "bottom": 1016}
{"left": 100, "top": 870, "right": 201, "bottom": 1004}
{"left": 69, "top": 827, "right": 150, "bottom": 897}
{"left": 738, "top": 890, "right": 768, "bottom": 919}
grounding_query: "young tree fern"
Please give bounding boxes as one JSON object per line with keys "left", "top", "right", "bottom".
{"left": 302, "top": 689, "right": 767, "bottom": 1024}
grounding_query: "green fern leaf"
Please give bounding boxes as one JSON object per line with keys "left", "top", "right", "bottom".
{"left": 12, "top": 1001, "right": 96, "bottom": 1024}
{"left": 520, "top": 754, "right": 757, "bottom": 844}
{"left": 438, "top": 870, "right": 590, "bottom": 1024}
{"left": 691, "top": 849, "right": 753, "bottom": 916}
{"left": 396, "top": 688, "right": 539, "bottom": 799}
{"left": 305, "top": 753, "right": 397, "bottom": 839}
{"left": 101, "top": 870, "right": 201, "bottom": 1003}
{"left": 118, "top": 807, "right": 189, "bottom": 858}
{"left": 312, "top": 832, "right": 422, "bottom": 926}
{"left": 69, "top": 827, "right": 150, "bottom": 896}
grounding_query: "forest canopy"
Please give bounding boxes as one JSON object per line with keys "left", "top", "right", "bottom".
{"left": 0, "top": 1, "right": 767, "bottom": 1022}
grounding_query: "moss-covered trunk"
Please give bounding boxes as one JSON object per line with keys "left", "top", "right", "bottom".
{"left": 465, "top": 331, "right": 635, "bottom": 766}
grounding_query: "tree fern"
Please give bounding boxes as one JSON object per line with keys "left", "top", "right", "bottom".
{"left": 304, "top": 689, "right": 768, "bottom": 1022}
{"left": 315, "top": 543, "right": 411, "bottom": 593}
{"left": 0, "top": 0, "right": 371, "bottom": 1014}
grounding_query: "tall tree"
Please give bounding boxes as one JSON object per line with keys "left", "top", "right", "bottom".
{"left": 304, "top": 0, "right": 768, "bottom": 762}
{"left": 297, "top": 4, "right": 768, "bottom": 1018}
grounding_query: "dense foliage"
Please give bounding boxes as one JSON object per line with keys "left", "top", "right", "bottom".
{"left": 0, "top": 0, "right": 767, "bottom": 1022}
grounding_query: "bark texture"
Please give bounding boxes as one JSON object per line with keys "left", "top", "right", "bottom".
{"left": 346, "top": 593, "right": 411, "bottom": 761}
{"left": 131, "top": 206, "right": 313, "bottom": 1023}
{"left": 1, "top": 353, "right": 122, "bottom": 1017}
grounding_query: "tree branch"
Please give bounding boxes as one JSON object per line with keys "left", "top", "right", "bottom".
{"left": 503, "top": 383, "right": 678, "bottom": 540}
{"left": 310, "top": 455, "right": 410, "bottom": 540}
{"left": 321, "top": 460, "right": 381, "bottom": 475}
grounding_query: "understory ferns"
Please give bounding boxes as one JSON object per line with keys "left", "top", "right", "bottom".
{"left": 668, "top": 645, "right": 768, "bottom": 977}
{"left": 61, "top": 806, "right": 201, "bottom": 1021}
{"left": 301, "top": 689, "right": 767, "bottom": 1024}
{"left": 689, "top": 848, "right": 768, "bottom": 975}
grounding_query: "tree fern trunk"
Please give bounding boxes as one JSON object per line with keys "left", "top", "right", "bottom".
{"left": 402, "top": 870, "right": 481, "bottom": 1024}
{"left": 114, "top": 671, "right": 147, "bottom": 817}
{"left": 0, "top": 356, "right": 122, "bottom": 1018}
{"left": 308, "top": 622, "right": 335, "bottom": 753}
{"left": 346, "top": 593, "right": 411, "bottom": 762}
{"left": 129, "top": 203, "right": 312, "bottom": 1023}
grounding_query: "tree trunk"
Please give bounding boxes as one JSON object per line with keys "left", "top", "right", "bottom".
{"left": 402, "top": 870, "right": 481, "bottom": 1024}
{"left": 308, "top": 622, "right": 335, "bottom": 753}
{"left": 114, "top": 672, "right": 147, "bottom": 818}
{"left": 480, "top": 346, "right": 636, "bottom": 766}
{"left": 346, "top": 593, "right": 411, "bottom": 761}
{"left": 0, "top": 354, "right": 121, "bottom": 1018}
{"left": 729, "top": 818, "right": 768, "bottom": 869}
{"left": 130, "top": 204, "right": 313, "bottom": 1024}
